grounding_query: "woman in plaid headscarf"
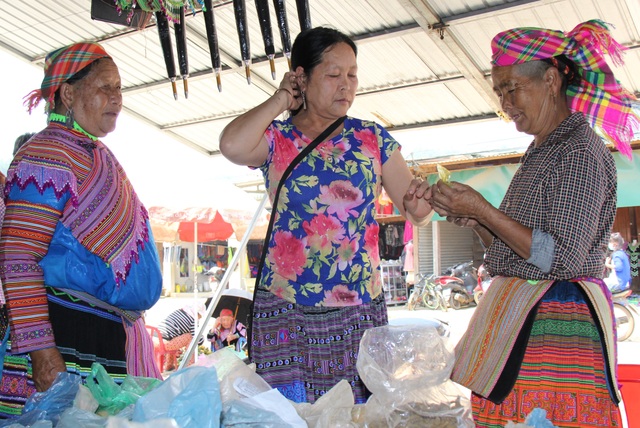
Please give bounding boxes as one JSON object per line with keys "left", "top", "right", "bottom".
{"left": 0, "top": 42, "right": 163, "bottom": 419}
{"left": 431, "top": 20, "right": 638, "bottom": 427}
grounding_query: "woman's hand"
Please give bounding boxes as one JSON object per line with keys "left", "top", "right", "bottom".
{"left": 30, "top": 347, "right": 67, "bottom": 392}
{"left": 430, "top": 180, "right": 489, "bottom": 220}
{"left": 274, "top": 71, "right": 304, "bottom": 111}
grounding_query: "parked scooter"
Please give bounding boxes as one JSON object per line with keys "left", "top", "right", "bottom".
{"left": 612, "top": 289, "right": 638, "bottom": 341}
{"left": 439, "top": 261, "right": 477, "bottom": 309}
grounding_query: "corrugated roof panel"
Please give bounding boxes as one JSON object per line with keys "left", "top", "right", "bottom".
{"left": 1, "top": 0, "right": 636, "bottom": 159}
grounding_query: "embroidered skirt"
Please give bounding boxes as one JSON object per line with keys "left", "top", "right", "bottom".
{"left": 472, "top": 281, "right": 622, "bottom": 427}
{"left": 250, "top": 288, "right": 388, "bottom": 404}
{"left": 0, "top": 288, "right": 128, "bottom": 419}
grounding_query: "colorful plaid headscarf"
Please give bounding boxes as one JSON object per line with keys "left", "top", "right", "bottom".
{"left": 23, "top": 42, "right": 111, "bottom": 114}
{"left": 491, "top": 19, "right": 639, "bottom": 158}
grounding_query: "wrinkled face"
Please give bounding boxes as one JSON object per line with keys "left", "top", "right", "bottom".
{"left": 70, "top": 59, "right": 122, "bottom": 137}
{"left": 491, "top": 64, "right": 551, "bottom": 139}
{"left": 220, "top": 315, "right": 233, "bottom": 329}
{"left": 304, "top": 42, "right": 358, "bottom": 118}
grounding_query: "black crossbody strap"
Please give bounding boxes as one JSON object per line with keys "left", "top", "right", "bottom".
{"left": 248, "top": 115, "right": 346, "bottom": 350}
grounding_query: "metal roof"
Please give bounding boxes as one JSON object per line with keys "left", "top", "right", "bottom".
{"left": 1, "top": 0, "right": 638, "bottom": 158}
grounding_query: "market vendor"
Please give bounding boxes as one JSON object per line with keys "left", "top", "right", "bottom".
{"left": 430, "top": 19, "right": 636, "bottom": 427}
{"left": 0, "top": 42, "right": 163, "bottom": 418}
{"left": 207, "top": 308, "right": 247, "bottom": 353}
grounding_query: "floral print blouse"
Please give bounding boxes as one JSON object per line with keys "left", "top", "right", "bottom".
{"left": 258, "top": 116, "right": 399, "bottom": 307}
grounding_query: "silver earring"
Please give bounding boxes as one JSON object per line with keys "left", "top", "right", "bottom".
{"left": 65, "top": 108, "right": 75, "bottom": 128}
{"left": 301, "top": 91, "right": 307, "bottom": 110}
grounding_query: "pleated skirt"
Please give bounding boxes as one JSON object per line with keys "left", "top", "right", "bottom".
{"left": 472, "top": 281, "right": 623, "bottom": 427}
{"left": 0, "top": 288, "right": 127, "bottom": 419}
{"left": 250, "top": 288, "right": 388, "bottom": 404}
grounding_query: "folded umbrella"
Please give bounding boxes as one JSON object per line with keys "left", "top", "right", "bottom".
{"left": 295, "top": 0, "right": 311, "bottom": 32}
{"left": 233, "top": 0, "right": 251, "bottom": 84}
{"left": 255, "top": 0, "right": 276, "bottom": 80}
{"left": 155, "top": 11, "right": 178, "bottom": 100}
{"left": 174, "top": 5, "right": 189, "bottom": 98}
{"left": 272, "top": 0, "right": 291, "bottom": 70}
{"left": 203, "top": 0, "right": 222, "bottom": 91}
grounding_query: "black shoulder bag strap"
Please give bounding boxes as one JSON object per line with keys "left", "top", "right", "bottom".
{"left": 247, "top": 115, "right": 346, "bottom": 353}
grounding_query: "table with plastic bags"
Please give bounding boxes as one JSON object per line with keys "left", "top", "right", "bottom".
{"left": 0, "top": 323, "right": 498, "bottom": 428}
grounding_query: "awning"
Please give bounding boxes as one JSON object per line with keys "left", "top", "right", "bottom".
{"left": 427, "top": 149, "right": 640, "bottom": 221}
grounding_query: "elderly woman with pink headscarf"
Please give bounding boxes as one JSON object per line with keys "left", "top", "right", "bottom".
{"left": 0, "top": 42, "right": 162, "bottom": 419}
{"left": 430, "top": 20, "right": 638, "bottom": 427}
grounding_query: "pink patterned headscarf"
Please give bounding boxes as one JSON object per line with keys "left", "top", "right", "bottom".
{"left": 491, "top": 19, "right": 639, "bottom": 158}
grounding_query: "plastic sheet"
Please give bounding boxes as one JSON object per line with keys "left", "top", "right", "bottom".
{"left": 356, "top": 324, "right": 474, "bottom": 427}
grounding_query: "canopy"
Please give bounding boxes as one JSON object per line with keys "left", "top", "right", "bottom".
{"left": 148, "top": 184, "right": 269, "bottom": 242}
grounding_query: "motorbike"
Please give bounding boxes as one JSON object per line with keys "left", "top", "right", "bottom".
{"left": 612, "top": 289, "right": 638, "bottom": 341}
{"left": 407, "top": 273, "right": 447, "bottom": 311}
{"left": 439, "top": 261, "right": 477, "bottom": 310}
{"left": 473, "top": 264, "right": 492, "bottom": 305}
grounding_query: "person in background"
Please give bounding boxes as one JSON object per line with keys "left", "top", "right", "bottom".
{"left": 156, "top": 303, "right": 205, "bottom": 371}
{"left": 219, "top": 26, "right": 434, "bottom": 404}
{"left": 0, "top": 42, "right": 163, "bottom": 419}
{"left": 12, "top": 133, "right": 36, "bottom": 156}
{"left": 604, "top": 232, "right": 632, "bottom": 293}
{"left": 207, "top": 308, "right": 247, "bottom": 352}
{"left": 430, "top": 20, "right": 637, "bottom": 427}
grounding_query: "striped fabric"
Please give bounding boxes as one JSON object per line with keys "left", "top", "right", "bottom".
{"left": 23, "top": 42, "right": 110, "bottom": 113}
{"left": 452, "top": 276, "right": 620, "bottom": 404}
{"left": 7, "top": 122, "right": 150, "bottom": 287}
{"left": 250, "top": 288, "right": 388, "bottom": 404}
{"left": 158, "top": 309, "right": 195, "bottom": 341}
{"left": 471, "top": 281, "right": 622, "bottom": 427}
{"left": 491, "top": 19, "right": 639, "bottom": 158}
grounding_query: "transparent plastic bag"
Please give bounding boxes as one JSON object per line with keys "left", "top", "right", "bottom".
{"left": 132, "top": 365, "right": 221, "bottom": 428}
{"left": 356, "top": 324, "right": 474, "bottom": 427}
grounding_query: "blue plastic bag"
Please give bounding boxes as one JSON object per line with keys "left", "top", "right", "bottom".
{"left": 0, "top": 372, "right": 80, "bottom": 428}
{"left": 132, "top": 365, "right": 222, "bottom": 428}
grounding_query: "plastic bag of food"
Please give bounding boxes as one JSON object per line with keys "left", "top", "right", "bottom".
{"left": 357, "top": 324, "right": 473, "bottom": 427}
{"left": 195, "top": 346, "right": 271, "bottom": 403}
{"left": 291, "top": 379, "right": 358, "bottom": 428}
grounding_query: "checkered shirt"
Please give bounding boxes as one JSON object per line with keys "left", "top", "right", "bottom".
{"left": 485, "top": 113, "right": 617, "bottom": 280}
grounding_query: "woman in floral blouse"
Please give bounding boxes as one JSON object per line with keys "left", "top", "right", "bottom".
{"left": 220, "top": 27, "right": 433, "bottom": 404}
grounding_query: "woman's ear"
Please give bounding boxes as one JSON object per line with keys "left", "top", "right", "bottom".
{"left": 544, "top": 66, "right": 561, "bottom": 94}
{"left": 58, "top": 82, "right": 74, "bottom": 111}
{"left": 294, "top": 66, "right": 307, "bottom": 90}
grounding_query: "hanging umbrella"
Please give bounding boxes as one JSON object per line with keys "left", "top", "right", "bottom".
{"left": 272, "top": 0, "right": 291, "bottom": 70}
{"left": 233, "top": 0, "right": 251, "bottom": 84}
{"left": 295, "top": 0, "right": 311, "bottom": 32}
{"left": 155, "top": 11, "right": 178, "bottom": 100}
{"left": 174, "top": 5, "right": 189, "bottom": 98}
{"left": 255, "top": 0, "right": 276, "bottom": 80}
{"left": 202, "top": 0, "right": 222, "bottom": 91}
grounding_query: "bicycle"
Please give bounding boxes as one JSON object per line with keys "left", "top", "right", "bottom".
{"left": 407, "top": 273, "right": 447, "bottom": 311}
